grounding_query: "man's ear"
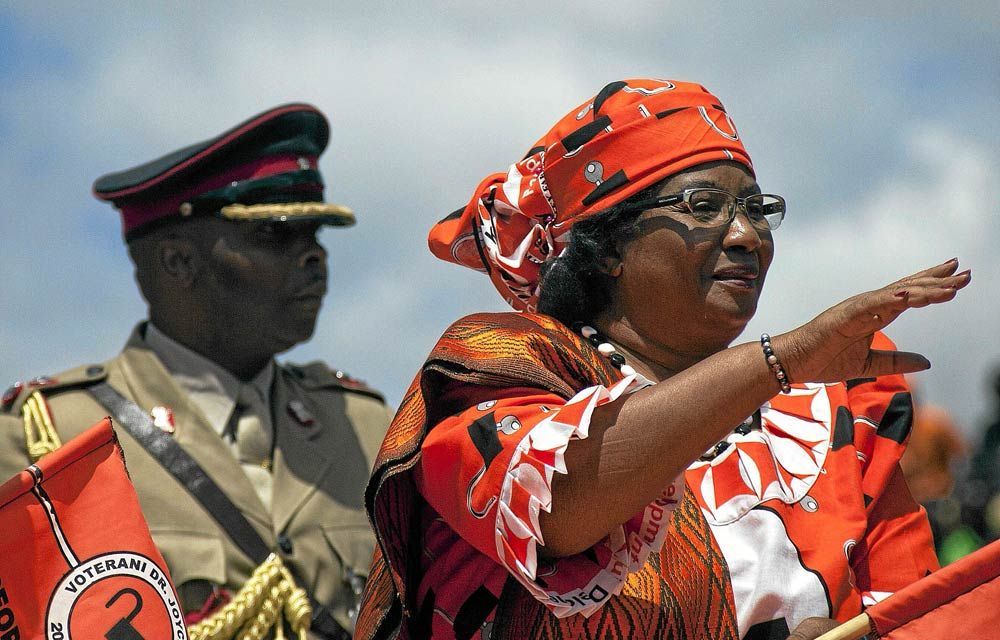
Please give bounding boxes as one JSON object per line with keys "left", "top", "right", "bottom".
{"left": 157, "top": 237, "right": 201, "bottom": 287}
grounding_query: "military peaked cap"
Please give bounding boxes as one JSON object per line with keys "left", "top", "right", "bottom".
{"left": 93, "top": 103, "right": 355, "bottom": 238}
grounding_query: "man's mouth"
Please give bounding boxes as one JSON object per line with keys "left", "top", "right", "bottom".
{"left": 293, "top": 283, "right": 328, "bottom": 300}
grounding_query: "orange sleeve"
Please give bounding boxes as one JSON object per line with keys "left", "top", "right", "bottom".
{"left": 846, "top": 332, "right": 939, "bottom": 601}
{"left": 852, "top": 464, "right": 939, "bottom": 601}
{"left": 414, "top": 375, "right": 683, "bottom": 618}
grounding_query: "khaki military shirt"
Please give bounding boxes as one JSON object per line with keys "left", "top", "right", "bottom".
{"left": 0, "top": 323, "right": 394, "bottom": 633}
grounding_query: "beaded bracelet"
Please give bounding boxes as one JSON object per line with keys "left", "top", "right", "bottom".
{"left": 760, "top": 334, "right": 792, "bottom": 394}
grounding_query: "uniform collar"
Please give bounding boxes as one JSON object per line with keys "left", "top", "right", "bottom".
{"left": 144, "top": 322, "right": 275, "bottom": 438}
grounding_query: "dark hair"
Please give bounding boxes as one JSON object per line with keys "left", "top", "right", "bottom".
{"left": 537, "top": 182, "right": 662, "bottom": 326}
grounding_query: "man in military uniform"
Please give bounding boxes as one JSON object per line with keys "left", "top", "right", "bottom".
{"left": 0, "top": 104, "right": 394, "bottom": 638}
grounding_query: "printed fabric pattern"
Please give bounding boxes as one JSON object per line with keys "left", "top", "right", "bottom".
{"left": 688, "top": 385, "right": 834, "bottom": 526}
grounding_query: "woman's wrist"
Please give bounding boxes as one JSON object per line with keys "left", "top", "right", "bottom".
{"left": 760, "top": 334, "right": 792, "bottom": 393}
{"left": 768, "top": 330, "right": 808, "bottom": 386}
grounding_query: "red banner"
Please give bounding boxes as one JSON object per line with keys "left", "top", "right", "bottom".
{"left": 0, "top": 418, "right": 188, "bottom": 640}
{"left": 869, "top": 539, "right": 1000, "bottom": 637}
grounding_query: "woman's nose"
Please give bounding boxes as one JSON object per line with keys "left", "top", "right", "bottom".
{"left": 721, "top": 209, "right": 764, "bottom": 252}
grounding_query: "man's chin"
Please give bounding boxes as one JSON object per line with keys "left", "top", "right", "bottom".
{"left": 271, "top": 322, "right": 319, "bottom": 354}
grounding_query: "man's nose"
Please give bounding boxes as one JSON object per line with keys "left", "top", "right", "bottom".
{"left": 298, "top": 242, "right": 327, "bottom": 271}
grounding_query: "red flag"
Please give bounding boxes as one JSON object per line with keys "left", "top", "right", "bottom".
{"left": 0, "top": 418, "right": 188, "bottom": 640}
{"left": 868, "top": 539, "right": 1000, "bottom": 638}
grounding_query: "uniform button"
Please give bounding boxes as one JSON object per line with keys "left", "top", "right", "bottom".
{"left": 277, "top": 534, "right": 293, "bottom": 554}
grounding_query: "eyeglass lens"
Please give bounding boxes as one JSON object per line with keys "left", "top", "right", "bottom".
{"left": 685, "top": 189, "right": 784, "bottom": 230}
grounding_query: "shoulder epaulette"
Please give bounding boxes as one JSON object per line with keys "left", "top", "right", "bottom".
{"left": 283, "top": 361, "right": 386, "bottom": 402}
{"left": 4, "top": 363, "right": 109, "bottom": 462}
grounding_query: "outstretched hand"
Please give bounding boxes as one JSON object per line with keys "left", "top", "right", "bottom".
{"left": 775, "top": 258, "right": 971, "bottom": 384}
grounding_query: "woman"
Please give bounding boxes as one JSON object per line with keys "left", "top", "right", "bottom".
{"left": 356, "top": 78, "right": 969, "bottom": 640}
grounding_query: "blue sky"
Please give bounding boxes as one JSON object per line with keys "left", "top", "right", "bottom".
{"left": 2, "top": 2, "right": 998, "bottom": 438}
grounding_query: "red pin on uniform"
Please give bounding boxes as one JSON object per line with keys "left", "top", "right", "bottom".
{"left": 150, "top": 406, "right": 175, "bottom": 434}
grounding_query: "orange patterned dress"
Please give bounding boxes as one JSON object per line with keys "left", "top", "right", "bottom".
{"left": 356, "top": 312, "right": 937, "bottom": 640}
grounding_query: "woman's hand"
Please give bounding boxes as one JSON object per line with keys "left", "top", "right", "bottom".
{"left": 775, "top": 258, "right": 970, "bottom": 384}
{"left": 786, "top": 617, "right": 840, "bottom": 640}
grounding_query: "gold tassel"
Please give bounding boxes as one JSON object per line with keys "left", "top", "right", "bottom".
{"left": 187, "top": 554, "right": 313, "bottom": 640}
{"left": 279, "top": 565, "right": 313, "bottom": 640}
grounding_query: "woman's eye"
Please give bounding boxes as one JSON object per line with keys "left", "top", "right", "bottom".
{"left": 687, "top": 200, "right": 719, "bottom": 221}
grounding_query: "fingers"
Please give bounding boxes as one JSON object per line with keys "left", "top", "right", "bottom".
{"left": 857, "top": 267, "right": 971, "bottom": 320}
{"left": 894, "top": 270, "right": 971, "bottom": 292}
{"left": 864, "top": 349, "right": 931, "bottom": 377}
{"left": 831, "top": 260, "right": 970, "bottom": 321}
{"left": 888, "top": 258, "right": 968, "bottom": 302}
{"left": 894, "top": 257, "right": 960, "bottom": 284}
{"left": 850, "top": 264, "right": 969, "bottom": 315}
{"left": 893, "top": 270, "right": 971, "bottom": 309}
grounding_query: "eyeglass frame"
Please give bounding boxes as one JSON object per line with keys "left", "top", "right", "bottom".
{"left": 618, "top": 187, "right": 786, "bottom": 230}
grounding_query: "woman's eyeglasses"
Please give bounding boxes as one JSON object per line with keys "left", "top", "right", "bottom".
{"left": 621, "top": 188, "right": 786, "bottom": 231}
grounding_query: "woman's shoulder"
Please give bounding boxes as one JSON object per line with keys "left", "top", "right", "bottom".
{"left": 445, "top": 311, "right": 572, "bottom": 332}
{"left": 427, "top": 311, "right": 613, "bottom": 398}
{"left": 438, "top": 311, "right": 579, "bottom": 344}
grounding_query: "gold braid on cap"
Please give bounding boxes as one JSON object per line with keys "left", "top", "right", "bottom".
{"left": 23, "top": 391, "right": 62, "bottom": 462}
{"left": 220, "top": 202, "right": 355, "bottom": 225}
{"left": 187, "top": 554, "right": 312, "bottom": 640}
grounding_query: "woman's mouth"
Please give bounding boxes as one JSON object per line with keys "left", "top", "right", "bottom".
{"left": 711, "top": 266, "right": 758, "bottom": 289}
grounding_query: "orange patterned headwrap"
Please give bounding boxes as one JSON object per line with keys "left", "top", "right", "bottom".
{"left": 429, "top": 78, "right": 755, "bottom": 311}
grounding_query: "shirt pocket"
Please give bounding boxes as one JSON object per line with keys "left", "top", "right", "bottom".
{"left": 150, "top": 530, "right": 227, "bottom": 609}
{"left": 319, "top": 524, "right": 376, "bottom": 631}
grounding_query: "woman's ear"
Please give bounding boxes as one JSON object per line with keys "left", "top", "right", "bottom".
{"left": 605, "top": 259, "right": 623, "bottom": 277}
{"left": 600, "top": 242, "right": 625, "bottom": 277}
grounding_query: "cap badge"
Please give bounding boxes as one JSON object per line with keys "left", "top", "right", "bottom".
{"left": 297, "top": 157, "right": 311, "bottom": 170}
{"left": 179, "top": 202, "right": 193, "bottom": 217}
{"left": 150, "top": 406, "right": 176, "bottom": 433}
